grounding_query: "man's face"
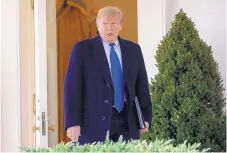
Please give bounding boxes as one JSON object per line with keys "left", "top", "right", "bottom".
{"left": 97, "top": 15, "right": 122, "bottom": 43}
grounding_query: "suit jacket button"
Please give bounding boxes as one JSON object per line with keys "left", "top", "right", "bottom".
{"left": 102, "top": 116, "right": 105, "bottom": 120}
{"left": 104, "top": 100, "right": 108, "bottom": 103}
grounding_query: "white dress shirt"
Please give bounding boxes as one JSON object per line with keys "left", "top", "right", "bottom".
{"left": 102, "top": 39, "right": 122, "bottom": 71}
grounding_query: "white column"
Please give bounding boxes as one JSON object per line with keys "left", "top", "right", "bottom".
{"left": 137, "top": 0, "right": 166, "bottom": 81}
{"left": 1, "top": 0, "right": 21, "bottom": 151}
{"left": 1, "top": 0, "right": 35, "bottom": 151}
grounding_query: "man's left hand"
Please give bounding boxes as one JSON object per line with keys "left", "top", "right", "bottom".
{"left": 139, "top": 121, "right": 149, "bottom": 133}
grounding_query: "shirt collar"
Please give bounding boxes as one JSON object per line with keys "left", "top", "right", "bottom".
{"left": 102, "top": 39, "right": 119, "bottom": 47}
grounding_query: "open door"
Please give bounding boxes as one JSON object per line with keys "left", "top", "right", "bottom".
{"left": 34, "top": 0, "right": 48, "bottom": 147}
{"left": 33, "top": 0, "right": 48, "bottom": 147}
{"left": 33, "top": 0, "right": 58, "bottom": 148}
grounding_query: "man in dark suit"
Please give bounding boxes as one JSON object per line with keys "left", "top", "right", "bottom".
{"left": 64, "top": 6, "right": 152, "bottom": 144}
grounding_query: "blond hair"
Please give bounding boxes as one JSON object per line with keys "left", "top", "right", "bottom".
{"left": 96, "top": 6, "right": 123, "bottom": 23}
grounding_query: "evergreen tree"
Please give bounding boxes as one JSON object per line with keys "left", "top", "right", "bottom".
{"left": 142, "top": 9, "right": 226, "bottom": 152}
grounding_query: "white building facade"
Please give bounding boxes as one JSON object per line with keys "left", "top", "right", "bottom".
{"left": 1, "top": 0, "right": 226, "bottom": 151}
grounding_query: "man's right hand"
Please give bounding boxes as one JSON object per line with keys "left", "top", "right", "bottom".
{"left": 67, "top": 126, "right": 81, "bottom": 142}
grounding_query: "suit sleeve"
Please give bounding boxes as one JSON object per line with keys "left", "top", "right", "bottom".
{"left": 135, "top": 45, "right": 153, "bottom": 128}
{"left": 64, "top": 43, "right": 84, "bottom": 130}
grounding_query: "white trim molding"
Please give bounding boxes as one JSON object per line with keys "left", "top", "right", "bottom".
{"left": 19, "top": 0, "right": 35, "bottom": 148}
{"left": 0, "top": 0, "right": 2, "bottom": 150}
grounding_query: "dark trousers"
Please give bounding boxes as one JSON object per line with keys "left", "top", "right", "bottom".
{"left": 109, "top": 104, "right": 129, "bottom": 142}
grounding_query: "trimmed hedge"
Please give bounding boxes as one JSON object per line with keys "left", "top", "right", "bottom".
{"left": 21, "top": 135, "right": 209, "bottom": 152}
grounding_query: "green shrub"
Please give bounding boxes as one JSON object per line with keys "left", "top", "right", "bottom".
{"left": 21, "top": 135, "right": 209, "bottom": 152}
{"left": 141, "top": 9, "right": 226, "bottom": 152}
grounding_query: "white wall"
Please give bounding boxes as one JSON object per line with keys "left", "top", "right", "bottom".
{"left": 137, "top": 0, "right": 166, "bottom": 82}
{"left": 166, "top": 0, "right": 226, "bottom": 95}
{"left": 138, "top": 0, "right": 226, "bottom": 96}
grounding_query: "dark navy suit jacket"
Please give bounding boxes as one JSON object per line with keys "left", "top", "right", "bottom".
{"left": 64, "top": 35, "right": 152, "bottom": 144}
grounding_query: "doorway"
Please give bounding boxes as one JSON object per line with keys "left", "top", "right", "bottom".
{"left": 56, "top": 0, "right": 97, "bottom": 143}
{"left": 34, "top": 0, "right": 138, "bottom": 146}
{"left": 56, "top": 0, "right": 138, "bottom": 144}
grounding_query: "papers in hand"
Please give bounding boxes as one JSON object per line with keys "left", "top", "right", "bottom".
{"left": 134, "top": 97, "right": 146, "bottom": 129}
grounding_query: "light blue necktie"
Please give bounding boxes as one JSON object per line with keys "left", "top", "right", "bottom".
{"left": 109, "top": 43, "right": 124, "bottom": 112}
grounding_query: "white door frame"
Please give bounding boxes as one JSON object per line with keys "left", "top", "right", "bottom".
{"left": 34, "top": 0, "right": 58, "bottom": 148}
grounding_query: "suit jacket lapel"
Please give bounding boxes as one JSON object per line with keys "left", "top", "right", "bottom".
{"left": 91, "top": 35, "right": 113, "bottom": 87}
{"left": 118, "top": 36, "right": 129, "bottom": 89}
